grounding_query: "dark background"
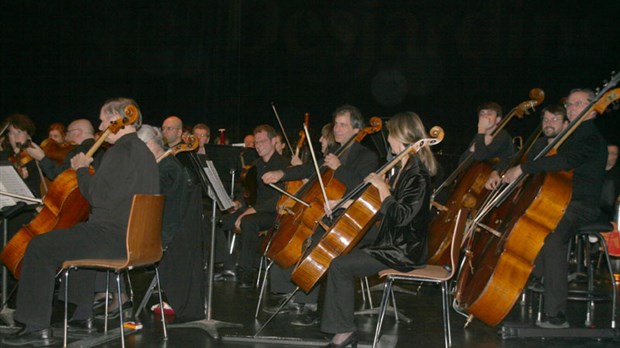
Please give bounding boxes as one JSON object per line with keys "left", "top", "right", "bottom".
{"left": 1, "top": 1, "right": 618, "bottom": 163}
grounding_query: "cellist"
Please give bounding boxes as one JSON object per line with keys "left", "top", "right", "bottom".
{"left": 2, "top": 98, "right": 159, "bottom": 347}
{"left": 25, "top": 119, "right": 105, "bottom": 181}
{"left": 320, "top": 112, "right": 438, "bottom": 347}
{"left": 261, "top": 105, "right": 379, "bottom": 326}
{"left": 485, "top": 104, "right": 569, "bottom": 190}
{"left": 501, "top": 89, "right": 607, "bottom": 329}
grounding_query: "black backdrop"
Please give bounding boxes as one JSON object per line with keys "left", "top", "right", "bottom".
{"left": 1, "top": 1, "right": 619, "bottom": 161}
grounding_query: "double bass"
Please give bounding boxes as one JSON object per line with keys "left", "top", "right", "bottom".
{"left": 265, "top": 117, "right": 382, "bottom": 268}
{"left": 0, "top": 105, "right": 139, "bottom": 278}
{"left": 291, "top": 126, "right": 444, "bottom": 292}
{"left": 454, "top": 78, "right": 620, "bottom": 326}
{"left": 427, "top": 88, "right": 544, "bottom": 266}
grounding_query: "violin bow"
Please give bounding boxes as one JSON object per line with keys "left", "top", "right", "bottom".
{"left": 271, "top": 102, "right": 294, "bottom": 155}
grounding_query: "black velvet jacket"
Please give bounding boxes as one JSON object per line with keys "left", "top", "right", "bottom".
{"left": 363, "top": 156, "right": 431, "bottom": 272}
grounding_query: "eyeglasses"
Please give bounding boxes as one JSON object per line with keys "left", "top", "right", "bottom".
{"left": 66, "top": 128, "right": 80, "bottom": 133}
{"left": 563, "top": 100, "right": 589, "bottom": 108}
{"left": 542, "top": 116, "right": 563, "bottom": 123}
{"left": 253, "top": 139, "right": 270, "bottom": 145}
{"left": 194, "top": 134, "right": 209, "bottom": 138}
{"left": 162, "top": 126, "right": 180, "bottom": 131}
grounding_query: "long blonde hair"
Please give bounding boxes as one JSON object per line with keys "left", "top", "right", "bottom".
{"left": 386, "top": 112, "right": 438, "bottom": 176}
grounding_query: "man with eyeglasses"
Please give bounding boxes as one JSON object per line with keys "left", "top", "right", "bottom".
{"left": 485, "top": 104, "right": 568, "bottom": 190}
{"left": 26, "top": 119, "right": 104, "bottom": 181}
{"left": 218, "top": 124, "right": 288, "bottom": 288}
{"left": 161, "top": 115, "right": 183, "bottom": 148}
{"left": 192, "top": 123, "right": 210, "bottom": 155}
{"left": 501, "top": 88, "right": 607, "bottom": 329}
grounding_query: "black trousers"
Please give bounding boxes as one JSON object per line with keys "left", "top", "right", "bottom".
{"left": 320, "top": 249, "right": 386, "bottom": 334}
{"left": 14, "top": 222, "right": 125, "bottom": 328}
{"left": 532, "top": 200, "right": 599, "bottom": 316}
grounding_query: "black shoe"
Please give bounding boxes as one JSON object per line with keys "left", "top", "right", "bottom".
{"left": 263, "top": 300, "right": 303, "bottom": 315}
{"left": 536, "top": 312, "right": 570, "bottom": 329}
{"left": 67, "top": 317, "right": 97, "bottom": 333}
{"left": 325, "top": 331, "right": 358, "bottom": 348}
{"left": 214, "top": 269, "right": 236, "bottom": 282}
{"left": 94, "top": 300, "right": 133, "bottom": 320}
{"left": 291, "top": 306, "right": 319, "bottom": 327}
{"left": 52, "top": 317, "right": 97, "bottom": 333}
{"left": 237, "top": 271, "right": 255, "bottom": 289}
{"left": 526, "top": 278, "right": 544, "bottom": 292}
{"left": 2, "top": 327, "right": 57, "bottom": 347}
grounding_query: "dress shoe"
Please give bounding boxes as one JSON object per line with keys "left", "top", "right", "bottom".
{"left": 94, "top": 300, "right": 133, "bottom": 320}
{"left": 52, "top": 317, "right": 96, "bottom": 333}
{"left": 291, "top": 305, "right": 319, "bottom": 326}
{"left": 2, "top": 327, "right": 57, "bottom": 347}
{"left": 67, "top": 317, "right": 97, "bottom": 333}
{"left": 262, "top": 300, "right": 302, "bottom": 315}
{"left": 536, "top": 312, "right": 570, "bottom": 329}
{"left": 324, "top": 331, "right": 358, "bottom": 348}
{"left": 214, "top": 269, "right": 236, "bottom": 281}
{"left": 237, "top": 271, "right": 255, "bottom": 289}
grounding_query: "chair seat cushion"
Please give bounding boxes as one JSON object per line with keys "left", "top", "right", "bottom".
{"left": 62, "top": 259, "right": 129, "bottom": 270}
{"left": 379, "top": 264, "right": 451, "bottom": 281}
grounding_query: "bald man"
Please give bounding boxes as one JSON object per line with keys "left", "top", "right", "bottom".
{"left": 162, "top": 116, "right": 183, "bottom": 148}
{"left": 26, "top": 119, "right": 105, "bottom": 180}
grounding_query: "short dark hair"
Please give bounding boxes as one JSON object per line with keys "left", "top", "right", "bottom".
{"left": 6, "top": 113, "right": 35, "bottom": 136}
{"left": 540, "top": 104, "right": 567, "bottom": 122}
{"left": 477, "top": 102, "right": 503, "bottom": 118}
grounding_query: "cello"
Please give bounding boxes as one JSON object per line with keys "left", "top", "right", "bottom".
{"left": 276, "top": 113, "right": 310, "bottom": 211}
{"left": 426, "top": 88, "right": 544, "bottom": 266}
{"left": 454, "top": 79, "right": 620, "bottom": 326}
{"left": 0, "top": 104, "right": 139, "bottom": 278}
{"left": 291, "top": 126, "right": 444, "bottom": 293}
{"left": 157, "top": 135, "right": 199, "bottom": 163}
{"left": 265, "top": 117, "right": 382, "bottom": 268}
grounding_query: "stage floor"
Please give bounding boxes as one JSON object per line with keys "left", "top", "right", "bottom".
{"left": 0, "top": 269, "right": 619, "bottom": 347}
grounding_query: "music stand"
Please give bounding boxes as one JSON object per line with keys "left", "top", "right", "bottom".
{"left": 167, "top": 155, "right": 242, "bottom": 339}
{"left": 0, "top": 163, "right": 40, "bottom": 330}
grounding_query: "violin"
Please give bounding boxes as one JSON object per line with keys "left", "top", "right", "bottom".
{"left": 0, "top": 104, "right": 140, "bottom": 278}
{"left": 40, "top": 138, "right": 76, "bottom": 165}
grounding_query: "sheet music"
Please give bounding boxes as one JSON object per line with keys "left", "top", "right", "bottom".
{"left": 0, "top": 164, "right": 37, "bottom": 208}
{"left": 203, "top": 160, "right": 235, "bottom": 211}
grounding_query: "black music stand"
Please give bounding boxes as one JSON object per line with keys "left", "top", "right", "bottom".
{"left": 0, "top": 163, "right": 39, "bottom": 331}
{"left": 167, "top": 155, "right": 242, "bottom": 339}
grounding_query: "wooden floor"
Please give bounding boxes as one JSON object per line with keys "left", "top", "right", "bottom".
{"left": 1, "top": 266, "right": 618, "bottom": 348}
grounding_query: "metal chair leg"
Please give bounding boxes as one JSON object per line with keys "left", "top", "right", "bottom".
{"left": 116, "top": 272, "right": 126, "bottom": 348}
{"left": 154, "top": 267, "right": 168, "bottom": 338}
{"left": 372, "top": 278, "right": 393, "bottom": 348}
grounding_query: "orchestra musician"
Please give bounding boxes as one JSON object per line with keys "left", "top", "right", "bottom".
{"left": 2, "top": 98, "right": 159, "bottom": 347}
{"left": 458, "top": 102, "right": 515, "bottom": 172}
{"left": 261, "top": 105, "right": 379, "bottom": 326}
{"left": 219, "top": 125, "right": 289, "bottom": 288}
{"left": 25, "top": 119, "right": 105, "bottom": 181}
{"left": 192, "top": 122, "right": 210, "bottom": 155}
{"left": 137, "top": 124, "right": 205, "bottom": 321}
{"left": 4, "top": 113, "right": 42, "bottom": 197}
{"left": 320, "top": 112, "right": 438, "bottom": 347}
{"left": 501, "top": 89, "right": 607, "bottom": 329}
{"left": 46, "top": 122, "right": 66, "bottom": 145}
{"left": 485, "top": 104, "right": 569, "bottom": 190}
